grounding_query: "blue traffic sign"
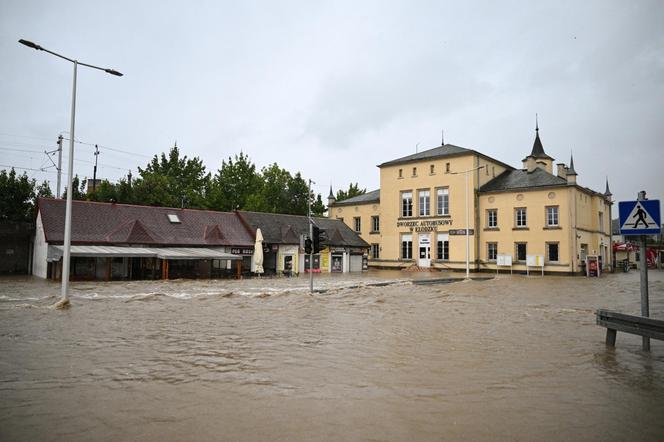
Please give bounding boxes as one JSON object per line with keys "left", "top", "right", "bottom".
{"left": 618, "top": 200, "right": 661, "bottom": 235}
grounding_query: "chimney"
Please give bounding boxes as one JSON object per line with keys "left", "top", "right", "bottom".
{"left": 557, "top": 163, "right": 567, "bottom": 178}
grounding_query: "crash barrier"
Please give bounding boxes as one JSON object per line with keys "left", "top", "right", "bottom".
{"left": 596, "top": 309, "right": 664, "bottom": 347}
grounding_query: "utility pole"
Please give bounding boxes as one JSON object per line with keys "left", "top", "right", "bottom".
{"left": 638, "top": 191, "right": 650, "bottom": 351}
{"left": 92, "top": 144, "right": 99, "bottom": 193}
{"left": 56, "top": 134, "right": 63, "bottom": 198}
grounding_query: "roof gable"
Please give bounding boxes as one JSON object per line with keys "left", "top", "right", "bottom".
{"left": 480, "top": 168, "right": 567, "bottom": 192}
{"left": 237, "top": 211, "right": 369, "bottom": 248}
{"left": 332, "top": 189, "right": 380, "bottom": 206}
{"left": 37, "top": 198, "right": 254, "bottom": 247}
{"left": 106, "top": 219, "right": 158, "bottom": 243}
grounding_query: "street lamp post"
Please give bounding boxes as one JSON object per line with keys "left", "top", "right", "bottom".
{"left": 19, "top": 39, "right": 122, "bottom": 307}
{"left": 451, "top": 165, "right": 484, "bottom": 279}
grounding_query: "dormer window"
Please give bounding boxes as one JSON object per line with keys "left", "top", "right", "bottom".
{"left": 167, "top": 214, "right": 181, "bottom": 223}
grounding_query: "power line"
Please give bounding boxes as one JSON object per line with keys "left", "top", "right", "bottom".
{"left": 62, "top": 137, "right": 152, "bottom": 158}
{"left": 0, "top": 146, "right": 49, "bottom": 154}
{"left": 0, "top": 132, "right": 54, "bottom": 142}
{"left": 0, "top": 164, "right": 58, "bottom": 174}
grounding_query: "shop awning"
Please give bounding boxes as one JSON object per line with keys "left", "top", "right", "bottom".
{"left": 47, "top": 245, "right": 241, "bottom": 262}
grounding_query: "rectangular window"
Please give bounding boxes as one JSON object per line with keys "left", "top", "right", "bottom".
{"left": 598, "top": 212, "right": 604, "bottom": 231}
{"left": 398, "top": 168, "right": 403, "bottom": 178}
{"left": 353, "top": 217, "right": 361, "bottom": 233}
{"left": 445, "top": 162, "right": 450, "bottom": 173}
{"left": 436, "top": 188, "right": 449, "bottom": 216}
{"left": 515, "top": 208, "right": 527, "bottom": 227}
{"left": 401, "top": 234, "right": 413, "bottom": 260}
{"left": 546, "top": 206, "right": 559, "bottom": 226}
{"left": 412, "top": 167, "right": 417, "bottom": 177}
{"left": 419, "top": 190, "right": 430, "bottom": 216}
{"left": 401, "top": 191, "right": 413, "bottom": 217}
{"left": 515, "top": 242, "right": 527, "bottom": 261}
{"left": 430, "top": 164, "right": 435, "bottom": 174}
{"left": 371, "top": 215, "right": 380, "bottom": 232}
{"left": 371, "top": 244, "right": 380, "bottom": 259}
{"left": 437, "top": 240, "right": 449, "bottom": 260}
{"left": 547, "top": 242, "right": 559, "bottom": 262}
{"left": 487, "top": 242, "right": 498, "bottom": 261}
{"left": 487, "top": 209, "right": 497, "bottom": 228}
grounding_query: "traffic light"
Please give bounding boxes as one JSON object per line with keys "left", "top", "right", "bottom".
{"left": 313, "top": 226, "right": 327, "bottom": 253}
{"left": 304, "top": 237, "right": 312, "bottom": 254}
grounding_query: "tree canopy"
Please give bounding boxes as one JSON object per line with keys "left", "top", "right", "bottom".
{"left": 53, "top": 144, "right": 326, "bottom": 217}
{"left": 335, "top": 183, "right": 366, "bottom": 202}
{"left": 0, "top": 168, "right": 52, "bottom": 222}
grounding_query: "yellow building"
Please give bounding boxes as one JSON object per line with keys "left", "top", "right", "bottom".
{"left": 329, "top": 127, "right": 613, "bottom": 275}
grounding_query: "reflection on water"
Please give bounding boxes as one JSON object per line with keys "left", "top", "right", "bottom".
{"left": 1, "top": 271, "right": 663, "bottom": 441}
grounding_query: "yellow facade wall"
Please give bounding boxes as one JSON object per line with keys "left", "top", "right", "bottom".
{"left": 328, "top": 149, "right": 611, "bottom": 275}
{"left": 479, "top": 187, "right": 572, "bottom": 272}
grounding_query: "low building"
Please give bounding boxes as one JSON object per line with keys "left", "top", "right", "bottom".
{"left": 329, "top": 125, "right": 613, "bottom": 275}
{"left": 34, "top": 198, "right": 253, "bottom": 280}
{"left": 238, "top": 211, "right": 370, "bottom": 274}
{"left": 32, "top": 198, "right": 368, "bottom": 281}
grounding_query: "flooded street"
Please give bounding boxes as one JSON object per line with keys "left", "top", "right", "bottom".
{"left": 1, "top": 271, "right": 663, "bottom": 441}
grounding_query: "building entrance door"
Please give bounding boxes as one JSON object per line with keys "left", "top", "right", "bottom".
{"left": 418, "top": 234, "right": 431, "bottom": 267}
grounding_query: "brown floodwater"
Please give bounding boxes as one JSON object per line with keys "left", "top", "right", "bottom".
{"left": 1, "top": 270, "right": 663, "bottom": 441}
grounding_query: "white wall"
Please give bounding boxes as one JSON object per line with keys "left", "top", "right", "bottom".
{"left": 32, "top": 212, "right": 48, "bottom": 278}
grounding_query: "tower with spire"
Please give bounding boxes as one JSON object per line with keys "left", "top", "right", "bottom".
{"left": 522, "top": 115, "right": 555, "bottom": 174}
{"left": 327, "top": 186, "right": 336, "bottom": 216}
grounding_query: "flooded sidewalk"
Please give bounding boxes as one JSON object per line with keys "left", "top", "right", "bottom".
{"left": 1, "top": 271, "right": 663, "bottom": 441}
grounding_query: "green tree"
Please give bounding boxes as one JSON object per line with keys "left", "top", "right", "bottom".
{"left": 208, "top": 152, "right": 262, "bottom": 211}
{"left": 88, "top": 179, "right": 118, "bottom": 203}
{"left": 286, "top": 172, "right": 310, "bottom": 215}
{"left": 311, "top": 193, "right": 326, "bottom": 216}
{"left": 133, "top": 143, "right": 210, "bottom": 208}
{"left": 35, "top": 180, "right": 53, "bottom": 199}
{"left": 61, "top": 175, "right": 86, "bottom": 201}
{"left": 248, "top": 163, "right": 292, "bottom": 213}
{"left": 0, "top": 169, "right": 36, "bottom": 222}
{"left": 335, "top": 182, "right": 366, "bottom": 201}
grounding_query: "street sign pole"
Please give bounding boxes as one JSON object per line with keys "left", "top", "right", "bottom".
{"left": 618, "top": 192, "right": 661, "bottom": 352}
{"left": 637, "top": 192, "right": 650, "bottom": 351}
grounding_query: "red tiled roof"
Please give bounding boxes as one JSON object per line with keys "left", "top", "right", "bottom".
{"left": 37, "top": 198, "right": 254, "bottom": 247}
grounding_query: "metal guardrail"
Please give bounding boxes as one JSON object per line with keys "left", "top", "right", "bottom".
{"left": 596, "top": 309, "right": 664, "bottom": 346}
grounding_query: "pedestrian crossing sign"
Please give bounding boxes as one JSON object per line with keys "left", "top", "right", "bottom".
{"left": 618, "top": 200, "right": 661, "bottom": 235}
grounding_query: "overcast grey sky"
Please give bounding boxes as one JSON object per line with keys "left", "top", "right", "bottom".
{"left": 1, "top": 0, "right": 662, "bottom": 206}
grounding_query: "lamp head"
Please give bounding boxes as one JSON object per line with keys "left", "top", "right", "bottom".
{"left": 19, "top": 39, "right": 42, "bottom": 50}
{"left": 105, "top": 68, "right": 123, "bottom": 77}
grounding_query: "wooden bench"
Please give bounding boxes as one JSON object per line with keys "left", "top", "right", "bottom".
{"left": 596, "top": 309, "right": 664, "bottom": 346}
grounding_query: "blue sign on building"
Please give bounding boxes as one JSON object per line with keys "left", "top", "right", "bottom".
{"left": 618, "top": 200, "right": 661, "bottom": 235}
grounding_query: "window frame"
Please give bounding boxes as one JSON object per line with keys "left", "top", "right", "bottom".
{"left": 487, "top": 209, "right": 498, "bottom": 228}
{"left": 401, "top": 234, "right": 413, "bottom": 260}
{"left": 371, "top": 244, "right": 380, "bottom": 259}
{"left": 371, "top": 215, "right": 380, "bottom": 233}
{"left": 353, "top": 216, "right": 361, "bottom": 233}
{"left": 546, "top": 206, "right": 559, "bottom": 227}
{"left": 515, "top": 207, "right": 527, "bottom": 228}
{"left": 487, "top": 242, "right": 498, "bottom": 261}
{"left": 546, "top": 242, "right": 559, "bottom": 263}
{"left": 515, "top": 242, "right": 527, "bottom": 262}
{"left": 418, "top": 189, "right": 431, "bottom": 217}
{"left": 401, "top": 191, "right": 413, "bottom": 217}
{"left": 436, "top": 187, "right": 449, "bottom": 216}
{"left": 437, "top": 239, "right": 449, "bottom": 260}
